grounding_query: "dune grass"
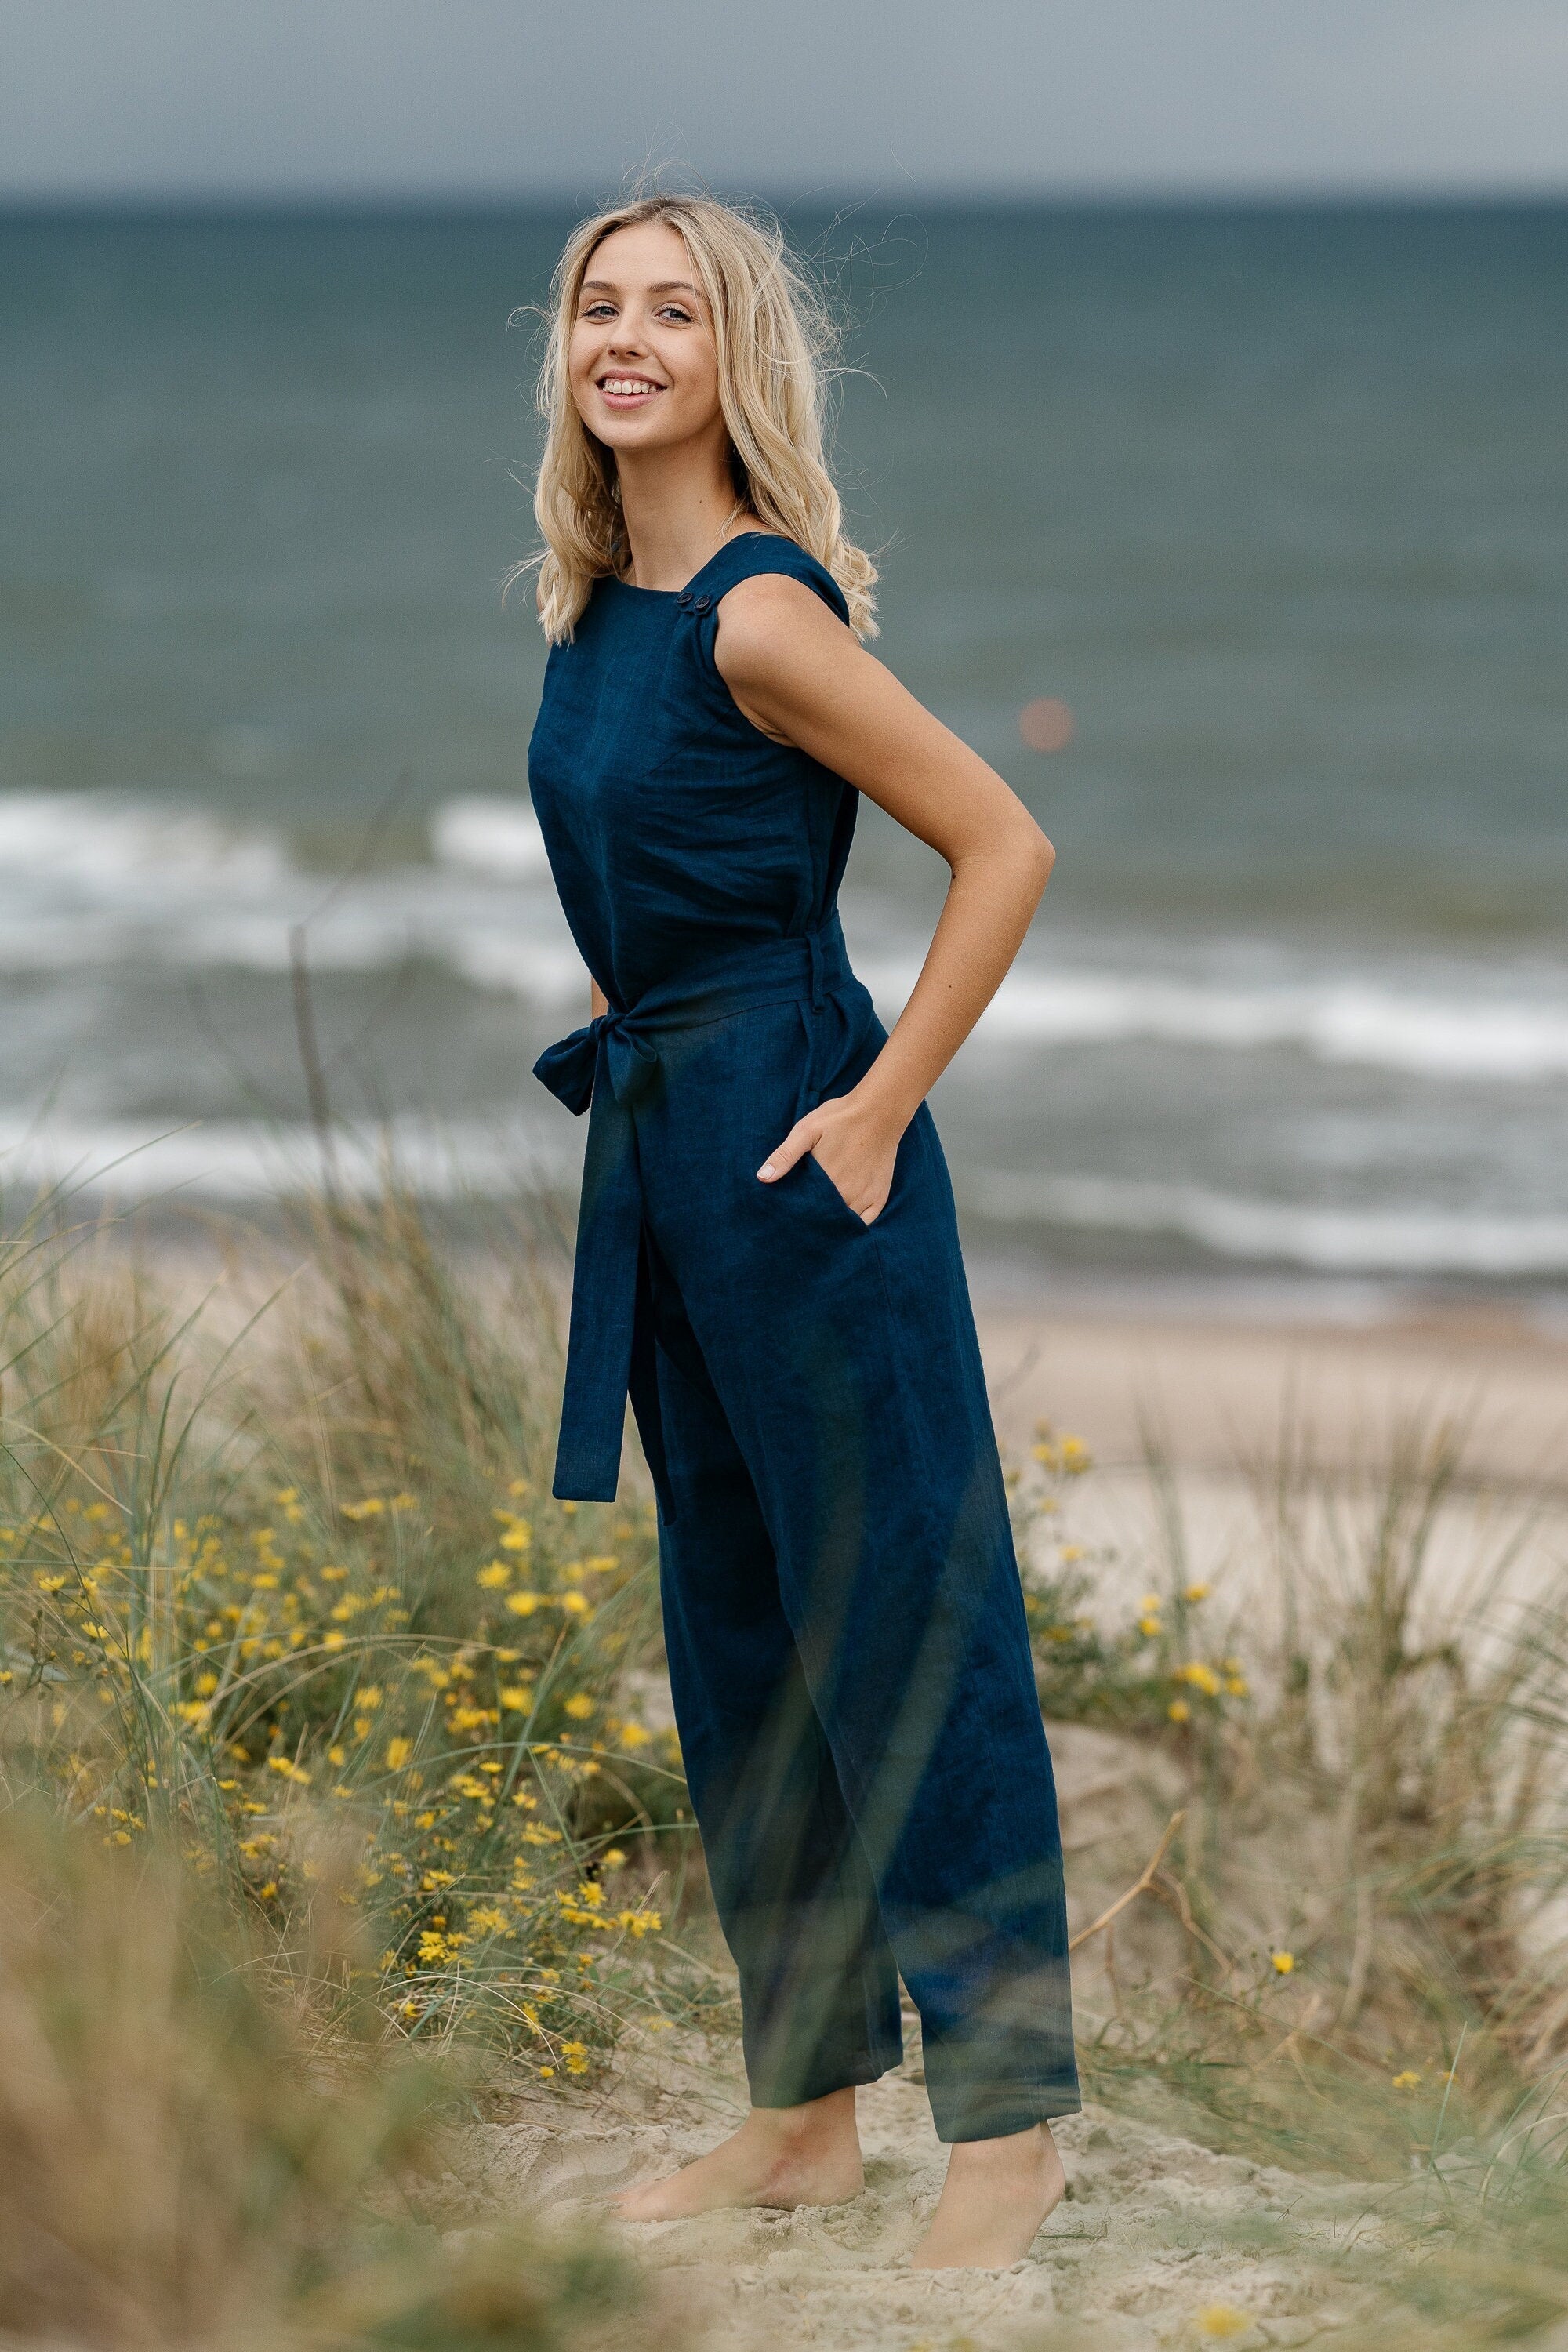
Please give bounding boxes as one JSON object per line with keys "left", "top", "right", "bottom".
{"left": 1022, "top": 1409, "right": 1568, "bottom": 2343}
{"left": 0, "top": 1177, "right": 701, "bottom": 2078}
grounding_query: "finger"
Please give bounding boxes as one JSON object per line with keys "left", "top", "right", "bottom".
{"left": 757, "top": 1120, "right": 818, "bottom": 1182}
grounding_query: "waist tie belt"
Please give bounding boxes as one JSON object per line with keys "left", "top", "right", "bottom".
{"left": 534, "top": 919, "right": 855, "bottom": 1503}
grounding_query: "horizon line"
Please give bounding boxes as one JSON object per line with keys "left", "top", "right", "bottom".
{"left": 4, "top": 181, "right": 1567, "bottom": 216}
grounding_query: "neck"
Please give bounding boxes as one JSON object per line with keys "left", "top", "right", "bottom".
{"left": 615, "top": 436, "right": 746, "bottom": 591}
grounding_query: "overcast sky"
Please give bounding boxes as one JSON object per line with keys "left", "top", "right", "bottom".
{"left": 5, "top": 0, "right": 1566, "bottom": 201}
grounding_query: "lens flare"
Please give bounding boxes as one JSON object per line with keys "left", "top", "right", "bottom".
{"left": 1018, "top": 697, "right": 1075, "bottom": 753}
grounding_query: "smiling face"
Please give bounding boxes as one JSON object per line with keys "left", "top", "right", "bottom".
{"left": 567, "top": 220, "right": 726, "bottom": 461}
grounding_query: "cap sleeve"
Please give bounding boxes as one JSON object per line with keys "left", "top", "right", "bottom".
{"left": 688, "top": 534, "right": 851, "bottom": 627}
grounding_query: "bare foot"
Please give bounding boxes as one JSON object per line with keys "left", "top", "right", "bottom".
{"left": 910, "top": 2121, "right": 1066, "bottom": 2270}
{"left": 612, "top": 2085, "right": 864, "bottom": 2221}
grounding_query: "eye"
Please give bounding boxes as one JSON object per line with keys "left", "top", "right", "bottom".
{"left": 581, "top": 301, "right": 615, "bottom": 320}
{"left": 656, "top": 304, "right": 694, "bottom": 323}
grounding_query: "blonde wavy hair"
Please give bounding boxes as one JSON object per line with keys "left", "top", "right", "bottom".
{"left": 521, "top": 194, "right": 877, "bottom": 644}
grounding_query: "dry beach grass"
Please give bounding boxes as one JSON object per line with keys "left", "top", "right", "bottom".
{"left": 2, "top": 1168, "right": 1567, "bottom": 2349}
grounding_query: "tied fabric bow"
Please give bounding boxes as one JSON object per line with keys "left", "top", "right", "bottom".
{"left": 532, "top": 1005, "right": 662, "bottom": 1120}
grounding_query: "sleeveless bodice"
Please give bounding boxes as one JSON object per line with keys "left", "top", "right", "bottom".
{"left": 527, "top": 534, "right": 858, "bottom": 1008}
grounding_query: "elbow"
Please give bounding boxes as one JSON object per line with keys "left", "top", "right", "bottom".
{"left": 1020, "top": 815, "right": 1055, "bottom": 904}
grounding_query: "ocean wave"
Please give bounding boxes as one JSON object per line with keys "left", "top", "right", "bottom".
{"left": 0, "top": 790, "right": 290, "bottom": 895}
{"left": 957, "top": 1168, "right": 1568, "bottom": 1275}
{"left": 0, "top": 1112, "right": 579, "bottom": 1205}
{"left": 0, "top": 788, "right": 584, "bottom": 994}
{"left": 8, "top": 1112, "right": 1562, "bottom": 1279}
{"left": 5, "top": 790, "right": 1568, "bottom": 1085}
{"left": 854, "top": 962, "right": 1568, "bottom": 1083}
{"left": 430, "top": 795, "right": 550, "bottom": 879}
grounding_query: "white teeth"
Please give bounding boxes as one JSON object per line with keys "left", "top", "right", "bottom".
{"left": 603, "top": 378, "right": 659, "bottom": 395}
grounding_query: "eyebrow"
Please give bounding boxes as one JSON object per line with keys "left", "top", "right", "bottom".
{"left": 580, "top": 279, "right": 702, "bottom": 298}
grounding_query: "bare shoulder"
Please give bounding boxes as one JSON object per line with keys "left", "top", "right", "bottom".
{"left": 713, "top": 572, "right": 854, "bottom": 691}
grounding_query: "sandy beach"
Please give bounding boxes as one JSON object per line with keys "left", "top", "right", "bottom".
{"left": 440, "top": 2024, "right": 1385, "bottom": 2350}
{"left": 978, "top": 1297, "right": 1568, "bottom": 1489}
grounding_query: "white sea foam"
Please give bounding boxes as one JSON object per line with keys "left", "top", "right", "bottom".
{"left": 0, "top": 791, "right": 289, "bottom": 895}
{"left": 0, "top": 1113, "right": 579, "bottom": 1206}
{"left": 5, "top": 790, "right": 1568, "bottom": 1087}
{"left": 957, "top": 1168, "right": 1568, "bottom": 1276}
{"left": 430, "top": 794, "right": 550, "bottom": 879}
{"left": 0, "top": 789, "right": 583, "bottom": 987}
{"left": 848, "top": 961, "right": 1568, "bottom": 1083}
{"left": 6, "top": 1109, "right": 1562, "bottom": 1277}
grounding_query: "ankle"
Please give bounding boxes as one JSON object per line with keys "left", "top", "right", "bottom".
{"left": 947, "top": 2124, "right": 1056, "bottom": 2177}
{"left": 751, "top": 2089, "right": 858, "bottom": 2147}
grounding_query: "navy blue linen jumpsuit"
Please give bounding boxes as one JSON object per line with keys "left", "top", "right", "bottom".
{"left": 530, "top": 533, "right": 1079, "bottom": 2141}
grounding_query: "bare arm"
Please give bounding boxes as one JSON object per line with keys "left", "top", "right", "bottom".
{"left": 714, "top": 572, "right": 1054, "bottom": 1223}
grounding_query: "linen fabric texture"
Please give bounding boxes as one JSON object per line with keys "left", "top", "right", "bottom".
{"left": 529, "top": 534, "right": 1078, "bottom": 2140}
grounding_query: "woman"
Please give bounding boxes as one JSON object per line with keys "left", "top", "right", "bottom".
{"left": 524, "top": 194, "right": 1078, "bottom": 2270}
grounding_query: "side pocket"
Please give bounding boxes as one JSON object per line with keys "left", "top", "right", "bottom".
{"left": 800, "top": 1148, "right": 873, "bottom": 1232}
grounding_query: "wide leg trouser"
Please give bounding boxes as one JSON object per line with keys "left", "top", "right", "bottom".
{"left": 628, "top": 984, "right": 1080, "bottom": 2143}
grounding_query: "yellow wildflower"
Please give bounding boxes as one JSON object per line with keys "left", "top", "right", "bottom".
{"left": 1392, "top": 2070, "right": 1421, "bottom": 2090}
{"left": 504, "top": 1591, "right": 542, "bottom": 1617}
{"left": 1167, "top": 1700, "right": 1191, "bottom": 1723}
{"left": 1184, "top": 1581, "right": 1210, "bottom": 1602}
{"left": 1194, "top": 2313, "right": 1251, "bottom": 2341}
{"left": 563, "top": 1693, "right": 594, "bottom": 1719}
{"left": 1272, "top": 1951, "right": 1295, "bottom": 1975}
{"left": 385, "top": 1737, "right": 412, "bottom": 1770}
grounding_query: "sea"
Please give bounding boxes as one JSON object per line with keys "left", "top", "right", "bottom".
{"left": 3, "top": 202, "right": 1566, "bottom": 1314}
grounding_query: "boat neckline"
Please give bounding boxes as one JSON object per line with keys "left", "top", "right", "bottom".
{"left": 604, "top": 530, "right": 787, "bottom": 598}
